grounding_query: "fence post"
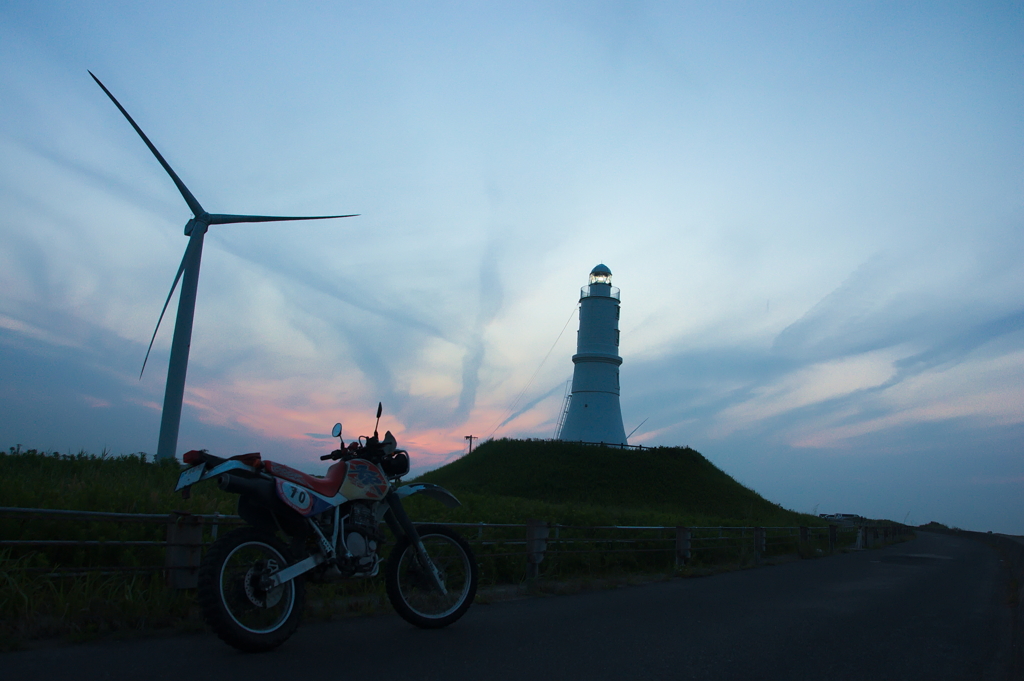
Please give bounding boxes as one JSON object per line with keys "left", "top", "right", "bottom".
{"left": 525, "top": 519, "right": 549, "bottom": 580}
{"left": 828, "top": 525, "right": 837, "bottom": 553}
{"left": 165, "top": 512, "right": 203, "bottom": 589}
{"left": 675, "top": 526, "right": 691, "bottom": 567}
{"left": 799, "top": 526, "right": 809, "bottom": 554}
{"left": 753, "top": 527, "right": 765, "bottom": 564}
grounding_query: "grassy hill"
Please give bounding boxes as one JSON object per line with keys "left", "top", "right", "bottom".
{"left": 411, "top": 439, "right": 819, "bottom": 527}
{"left": 0, "top": 441, "right": 819, "bottom": 528}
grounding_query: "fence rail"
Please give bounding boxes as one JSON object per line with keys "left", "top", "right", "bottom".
{"left": 0, "top": 506, "right": 911, "bottom": 587}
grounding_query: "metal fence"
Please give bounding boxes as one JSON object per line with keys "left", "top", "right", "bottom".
{"left": 553, "top": 441, "right": 649, "bottom": 450}
{"left": 0, "top": 506, "right": 244, "bottom": 587}
{"left": 0, "top": 506, "right": 910, "bottom": 588}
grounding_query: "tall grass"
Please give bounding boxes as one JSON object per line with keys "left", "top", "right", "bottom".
{"left": 0, "top": 550, "right": 197, "bottom": 646}
{"left": 0, "top": 448, "right": 237, "bottom": 647}
{"left": 0, "top": 448, "right": 235, "bottom": 514}
{"left": 1, "top": 441, "right": 833, "bottom": 646}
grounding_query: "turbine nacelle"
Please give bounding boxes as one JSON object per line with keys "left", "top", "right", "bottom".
{"left": 184, "top": 217, "right": 204, "bottom": 236}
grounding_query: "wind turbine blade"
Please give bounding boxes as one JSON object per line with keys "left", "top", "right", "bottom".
{"left": 140, "top": 246, "right": 189, "bottom": 379}
{"left": 89, "top": 71, "right": 206, "bottom": 218}
{"left": 208, "top": 214, "right": 359, "bottom": 225}
{"left": 626, "top": 417, "right": 649, "bottom": 441}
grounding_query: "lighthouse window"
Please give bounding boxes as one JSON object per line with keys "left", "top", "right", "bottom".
{"left": 616, "top": 307, "right": 620, "bottom": 320}
{"left": 615, "top": 329, "right": 620, "bottom": 346}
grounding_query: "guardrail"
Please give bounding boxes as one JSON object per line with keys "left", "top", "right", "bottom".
{"left": 0, "top": 507, "right": 911, "bottom": 588}
{"left": 0, "top": 506, "right": 244, "bottom": 588}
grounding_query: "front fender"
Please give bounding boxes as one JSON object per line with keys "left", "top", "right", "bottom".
{"left": 394, "top": 482, "right": 462, "bottom": 509}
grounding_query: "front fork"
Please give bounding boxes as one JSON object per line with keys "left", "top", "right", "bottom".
{"left": 384, "top": 491, "right": 448, "bottom": 595}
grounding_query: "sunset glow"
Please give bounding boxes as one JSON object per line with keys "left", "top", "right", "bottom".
{"left": 2, "top": 2, "right": 1022, "bottom": 532}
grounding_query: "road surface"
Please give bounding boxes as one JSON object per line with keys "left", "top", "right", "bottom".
{"left": 3, "top": 531, "right": 1016, "bottom": 680}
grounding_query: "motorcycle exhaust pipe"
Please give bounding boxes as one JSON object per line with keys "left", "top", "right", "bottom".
{"left": 218, "top": 473, "right": 277, "bottom": 505}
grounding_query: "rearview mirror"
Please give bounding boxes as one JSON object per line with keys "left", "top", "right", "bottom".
{"left": 332, "top": 423, "right": 342, "bottom": 438}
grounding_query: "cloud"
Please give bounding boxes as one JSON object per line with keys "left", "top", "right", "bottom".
{"left": 622, "top": 248, "right": 1024, "bottom": 459}
{"left": 2, "top": 2, "right": 1024, "bottom": 534}
{"left": 886, "top": 308, "right": 1024, "bottom": 386}
{"left": 0, "top": 313, "right": 78, "bottom": 348}
{"left": 454, "top": 234, "right": 504, "bottom": 423}
{"left": 495, "top": 380, "right": 566, "bottom": 434}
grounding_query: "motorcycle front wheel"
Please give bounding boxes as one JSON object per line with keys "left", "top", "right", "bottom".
{"left": 197, "top": 527, "right": 305, "bottom": 652}
{"left": 385, "top": 524, "right": 478, "bottom": 628}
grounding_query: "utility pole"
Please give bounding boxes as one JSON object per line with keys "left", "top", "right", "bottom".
{"left": 465, "top": 435, "right": 476, "bottom": 453}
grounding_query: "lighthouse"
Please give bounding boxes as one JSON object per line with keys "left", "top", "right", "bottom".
{"left": 557, "top": 264, "right": 627, "bottom": 445}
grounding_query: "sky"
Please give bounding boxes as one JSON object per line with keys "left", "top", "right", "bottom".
{"left": 1, "top": 2, "right": 1022, "bottom": 533}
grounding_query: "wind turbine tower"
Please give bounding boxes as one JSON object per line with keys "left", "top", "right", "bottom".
{"left": 558, "top": 264, "right": 627, "bottom": 445}
{"left": 90, "top": 73, "right": 357, "bottom": 460}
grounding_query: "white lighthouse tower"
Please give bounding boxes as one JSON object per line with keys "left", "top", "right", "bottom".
{"left": 558, "top": 264, "right": 627, "bottom": 445}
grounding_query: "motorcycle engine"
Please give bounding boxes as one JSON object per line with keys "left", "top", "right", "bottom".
{"left": 342, "top": 502, "right": 381, "bottom": 569}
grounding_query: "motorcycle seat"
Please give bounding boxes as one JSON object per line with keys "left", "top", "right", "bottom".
{"left": 264, "top": 460, "right": 348, "bottom": 498}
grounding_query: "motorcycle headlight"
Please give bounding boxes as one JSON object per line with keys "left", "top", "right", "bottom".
{"left": 383, "top": 451, "right": 410, "bottom": 477}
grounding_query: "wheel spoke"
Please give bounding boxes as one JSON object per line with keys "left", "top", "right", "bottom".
{"left": 198, "top": 527, "right": 305, "bottom": 652}
{"left": 395, "top": 533, "right": 472, "bottom": 619}
{"left": 220, "top": 542, "right": 295, "bottom": 634}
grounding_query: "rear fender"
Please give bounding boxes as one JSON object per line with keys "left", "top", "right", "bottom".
{"left": 174, "top": 460, "right": 256, "bottom": 491}
{"left": 393, "top": 483, "right": 462, "bottom": 509}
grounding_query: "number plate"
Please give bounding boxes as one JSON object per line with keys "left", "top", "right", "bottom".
{"left": 175, "top": 464, "right": 205, "bottom": 491}
{"left": 277, "top": 480, "right": 317, "bottom": 515}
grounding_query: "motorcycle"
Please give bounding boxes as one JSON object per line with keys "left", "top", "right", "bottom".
{"left": 174, "top": 403, "right": 478, "bottom": 652}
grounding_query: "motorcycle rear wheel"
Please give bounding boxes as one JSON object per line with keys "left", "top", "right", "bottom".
{"left": 197, "top": 527, "right": 305, "bottom": 652}
{"left": 385, "top": 524, "right": 478, "bottom": 628}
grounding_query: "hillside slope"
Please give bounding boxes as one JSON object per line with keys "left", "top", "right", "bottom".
{"left": 414, "top": 439, "right": 815, "bottom": 526}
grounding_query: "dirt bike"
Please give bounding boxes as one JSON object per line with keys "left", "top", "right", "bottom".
{"left": 174, "top": 403, "right": 478, "bottom": 652}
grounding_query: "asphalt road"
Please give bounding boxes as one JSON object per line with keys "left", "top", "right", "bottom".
{"left": 4, "top": 532, "right": 1015, "bottom": 680}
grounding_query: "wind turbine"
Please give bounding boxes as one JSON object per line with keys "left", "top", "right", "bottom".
{"left": 90, "top": 72, "right": 358, "bottom": 461}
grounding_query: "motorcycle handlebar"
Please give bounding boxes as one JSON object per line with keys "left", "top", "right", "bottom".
{"left": 320, "top": 437, "right": 392, "bottom": 463}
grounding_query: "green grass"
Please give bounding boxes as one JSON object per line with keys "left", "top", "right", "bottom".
{"left": 0, "top": 448, "right": 240, "bottom": 647}
{"left": 0, "top": 553, "right": 199, "bottom": 647}
{"left": 411, "top": 438, "right": 823, "bottom": 527}
{"left": 2, "top": 441, "right": 821, "bottom": 528}
{"left": 402, "top": 439, "right": 833, "bottom": 587}
{"left": 0, "top": 448, "right": 236, "bottom": 515}
{"left": 0, "top": 449, "right": 238, "bottom": 580}
{"left": 0, "top": 441, "right": 834, "bottom": 646}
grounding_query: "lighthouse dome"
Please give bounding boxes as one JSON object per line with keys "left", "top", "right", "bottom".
{"left": 589, "top": 264, "right": 612, "bottom": 285}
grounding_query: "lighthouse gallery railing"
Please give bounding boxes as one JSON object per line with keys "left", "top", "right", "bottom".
{"left": 580, "top": 285, "right": 620, "bottom": 300}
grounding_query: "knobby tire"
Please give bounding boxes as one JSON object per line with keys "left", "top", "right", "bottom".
{"left": 386, "top": 524, "right": 478, "bottom": 628}
{"left": 197, "top": 527, "right": 305, "bottom": 652}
